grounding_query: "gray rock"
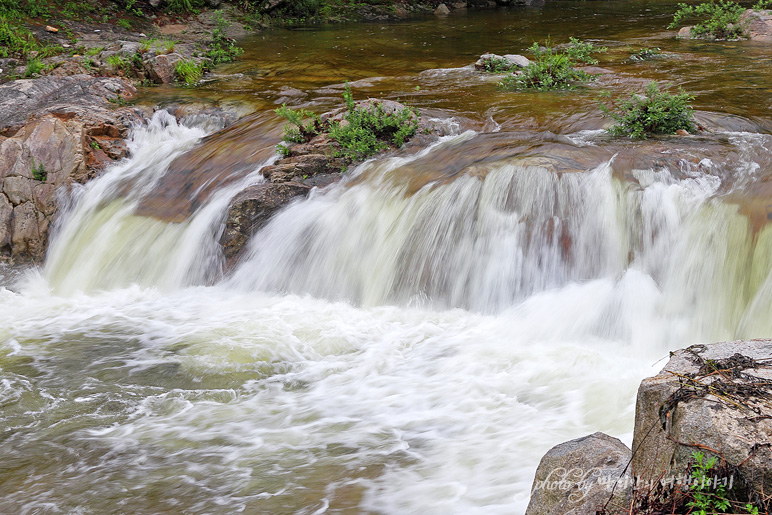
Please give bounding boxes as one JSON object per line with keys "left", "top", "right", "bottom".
{"left": 0, "top": 193, "right": 11, "bottom": 250}
{"left": 632, "top": 341, "right": 772, "bottom": 498}
{"left": 502, "top": 53, "right": 531, "bottom": 68}
{"left": 11, "top": 201, "right": 41, "bottom": 259}
{"left": 474, "top": 53, "right": 530, "bottom": 71}
{"left": 3, "top": 176, "right": 35, "bottom": 205}
{"left": 526, "top": 432, "right": 632, "bottom": 515}
{"left": 434, "top": 3, "right": 451, "bottom": 16}
{"left": 740, "top": 9, "right": 772, "bottom": 41}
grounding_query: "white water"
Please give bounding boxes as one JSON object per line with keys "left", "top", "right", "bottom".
{"left": 2, "top": 114, "right": 772, "bottom": 514}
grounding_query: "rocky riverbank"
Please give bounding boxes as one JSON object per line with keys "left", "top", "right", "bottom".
{"left": 525, "top": 340, "right": 772, "bottom": 515}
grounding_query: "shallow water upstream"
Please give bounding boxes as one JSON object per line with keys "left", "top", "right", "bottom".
{"left": 3, "top": 2, "right": 772, "bottom": 514}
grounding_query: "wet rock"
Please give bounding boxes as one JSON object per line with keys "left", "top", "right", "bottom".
{"left": 144, "top": 53, "right": 184, "bottom": 84}
{"left": 0, "top": 75, "right": 140, "bottom": 262}
{"left": 525, "top": 432, "right": 632, "bottom": 515}
{"left": 435, "top": 3, "right": 451, "bottom": 16}
{"left": 632, "top": 341, "right": 772, "bottom": 499}
{"left": 11, "top": 202, "right": 42, "bottom": 260}
{"left": 221, "top": 181, "right": 315, "bottom": 262}
{"left": 219, "top": 99, "right": 448, "bottom": 263}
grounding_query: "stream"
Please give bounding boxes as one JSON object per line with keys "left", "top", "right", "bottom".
{"left": 2, "top": 1, "right": 772, "bottom": 513}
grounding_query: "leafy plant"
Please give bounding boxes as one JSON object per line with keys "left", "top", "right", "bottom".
{"left": 276, "top": 84, "right": 420, "bottom": 163}
{"left": 116, "top": 18, "right": 132, "bottom": 30}
{"left": 167, "top": 0, "right": 205, "bottom": 13}
{"left": 85, "top": 46, "right": 103, "bottom": 56}
{"left": 275, "top": 104, "right": 323, "bottom": 143}
{"left": 500, "top": 38, "right": 606, "bottom": 91}
{"left": 600, "top": 81, "right": 696, "bottom": 139}
{"left": 30, "top": 158, "right": 47, "bottom": 182}
{"left": 106, "top": 54, "right": 130, "bottom": 73}
{"left": 24, "top": 56, "right": 43, "bottom": 77}
{"left": 687, "top": 451, "right": 731, "bottom": 515}
{"left": 174, "top": 59, "right": 205, "bottom": 85}
{"left": 478, "top": 55, "right": 515, "bottom": 73}
{"left": 206, "top": 10, "right": 243, "bottom": 64}
{"left": 754, "top": 0, "right": 772, "bottom": 9}
{"left": 328, "top": 84, "right": 419, "bottom": 160}
{"left": 669, "top": 0, "right": 746, "bottom": 39}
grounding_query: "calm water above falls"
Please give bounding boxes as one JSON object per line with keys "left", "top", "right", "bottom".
{"left": 3, "top": 2, "right": 772, "bottom": 514}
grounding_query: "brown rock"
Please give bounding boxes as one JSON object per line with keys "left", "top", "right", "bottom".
{"left": 434, "top": 3, "right": 451, "bottom": 15}
{"left": 45, "top": 25, "right": 58, "bottom": 33}
{"left": 144, "top": 53, "right": 185, "bottom": 84}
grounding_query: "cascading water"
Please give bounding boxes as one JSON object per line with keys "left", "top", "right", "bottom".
{"left": 3, "top": 108, "right": 772, "bottom": 514}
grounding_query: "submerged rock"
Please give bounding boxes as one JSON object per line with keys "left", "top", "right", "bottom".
{"left": 525, "top": 432, "right": 633, "bottom": 515}
{"left": 632, "top": 340, "right": 772, "bottom": 502}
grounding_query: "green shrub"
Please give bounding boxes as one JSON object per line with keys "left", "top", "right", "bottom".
{"left": 600, "top": 81, "right": 696, "bottom": 139}
{"left": 106, "top": 54, "right": 126, "bottom": 71}
{"left": 167, "top": 0, "right": 205, "bottom": 13}
{"left": 275, "top": 104, "right": 323, "bottom": 143}
{"left": 276, "top": 84, "right": 419, "bottom": 163}
{"left": 174, "top": 59, "right": 205, "bottom": 85}
{"left": 30, "top": 158, "right": 46, "bottom": 182}
{"left": 328, "top": 85, "right": 419, "bottom": 160}
{"left": 0, "top": 15, "right": 37, "bottom": 57}
{"left": 669, "top": 0, "right": 745, "bottom": 39}
{"left": 500, "top": 38, "right": 606, "bottom": 91}
{"left": 687, "top": 451, "right": 731, "bottom": 515}
{"left": 206, "top": 10, "right": 243, "bottom": 64}
{"left": 24, "top": 56, "right": 43, "bottom": 77}
{"left": 754, "top": 0, "right": 772, "bottom": 9}
{"left": 478, "top": 55, "right": 515, "bottom": 73}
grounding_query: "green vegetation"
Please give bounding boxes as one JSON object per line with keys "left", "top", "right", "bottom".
{"left": 116, "top": 18, "right": 132, "bottom": 30}
{"left": 206, "top": 10, "right": 243, "bottom": 64}
{"left": 174, "top": 58, "right": 205, "bottom": 85}
{"left": 106, "top": 54, "right": 128, "bottom": 72}
{"left": 754, "top": 0, "right": 772, "bottom": 9}
{"left": 669, "top": 0, "right": 746, "bottom": 39}
{"left": 478, "top": 55, "right": 515, "bottom": 73}
{"left": 275, "top": 105, "right": 323, "bottom": 144}
{"left": 167, "top": 0, "right": 205, "bottom": 13}
{"left": 500, "top": 38, "right": 607, "bottom": 91}
{"left": 328, "top": 85, "right": 419, "bottom": 160}
{"left": 687, "top": 451, "right": 731, "bottom": 515}
{"left": 600, "top": 81, "right": 696, "bottom": 139}
{"left": 629, "top": 47, "right": 662, "bottom": 62}
{"left": 24, "top": 56, "right": 43, "bottom": 77}
{"left": 276, "top": 84, "right": 419, "bottom": 163}
{"left": 30, "top": 158, "right": 47, "bottom": 182}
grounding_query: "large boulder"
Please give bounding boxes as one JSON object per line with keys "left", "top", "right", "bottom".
{"left": 0, "top": 76, "right": 141, "bottom": 262}
{"left": 525, "top": 432, "right": 633, "bottom": 515}
{"left": 632, "top": 340, "right": 772, "bottom": 500}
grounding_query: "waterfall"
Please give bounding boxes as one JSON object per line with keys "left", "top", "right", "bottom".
{"left": 9, "top": 112, "right": 771, "bottom": 514}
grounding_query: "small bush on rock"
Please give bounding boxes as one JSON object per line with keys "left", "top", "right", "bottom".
{"left": 500, "top": 38, "right": 606, "bottom": 91}
{"left": 276, "top": 84, "right": 419, "bottom": 163}
{"left": 328, "top": 84, "right": 419, "bottom": 160}
{"left": 600, "top": 81, "right": 696, "bottom": 139}
{"left": 669, "top": 0, "right": 746, "bottom": 39}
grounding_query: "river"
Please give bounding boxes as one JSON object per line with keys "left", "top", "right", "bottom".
{"left": 2, "top": 1, "right": 772, "bottom": 513}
